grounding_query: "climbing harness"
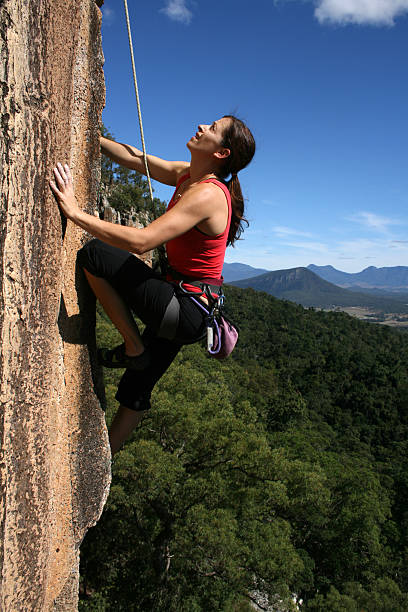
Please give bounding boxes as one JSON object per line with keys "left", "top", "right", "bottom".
{"left": 178, "top": 281, "right": 239, "bottom": 359}
{"left": 158, "top": 267, "right": 238, "bottom": 358}
{"left": 156, "top": 273, "right": 220, "bottom": 342}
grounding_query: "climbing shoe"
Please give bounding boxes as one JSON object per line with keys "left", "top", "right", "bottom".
{"left": 97, "top": 343, "right": 152, "bottom": 371}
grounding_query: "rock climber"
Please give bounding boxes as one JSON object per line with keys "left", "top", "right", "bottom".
{"left": 50, "top": 115, "right": 255, "bottom": 454}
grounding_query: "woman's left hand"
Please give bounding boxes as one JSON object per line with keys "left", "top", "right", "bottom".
{"left": 49, "top": 163, "right": 79, "bottom": 220}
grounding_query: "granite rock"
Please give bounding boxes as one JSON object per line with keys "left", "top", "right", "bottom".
{"left": 0, "top": 1, "right": 111, "bottom": 609}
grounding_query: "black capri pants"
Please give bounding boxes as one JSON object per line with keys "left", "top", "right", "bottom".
{"left": 77, "top": 239, "right": 207, "bottom": 411}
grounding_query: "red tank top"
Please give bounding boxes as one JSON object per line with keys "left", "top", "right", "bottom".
{"left": 165, "top": 173, "right": 232, "bottom": 294}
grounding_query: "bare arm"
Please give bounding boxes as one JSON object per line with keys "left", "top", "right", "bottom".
{"left": 50, "top": 163, "right": 224, "bottom": 254}
{"left": 101, "top": 136, "right": 189, "bottom": 186}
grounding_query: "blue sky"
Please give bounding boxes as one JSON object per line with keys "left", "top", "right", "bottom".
{"left": 100, "top": 0, "right": 408, "bottom": 273}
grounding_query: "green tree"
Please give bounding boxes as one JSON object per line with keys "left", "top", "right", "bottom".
{"left": 80, "top": 346, "right": 310, "bottom": 610}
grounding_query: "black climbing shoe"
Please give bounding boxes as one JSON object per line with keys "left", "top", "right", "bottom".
{"left": 97, "top": 343, "right": 152, "bottom": 371}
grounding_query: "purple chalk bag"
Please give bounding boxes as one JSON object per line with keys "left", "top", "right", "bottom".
{"left": 190, "top": 296, "right": 238, "bottom": 359}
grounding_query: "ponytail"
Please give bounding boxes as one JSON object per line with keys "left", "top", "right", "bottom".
{"left": 216, "top": 116, "right": 255, "bottom": 246}
{"left": 227, "top": 174, "right": 248, "bottom": 247}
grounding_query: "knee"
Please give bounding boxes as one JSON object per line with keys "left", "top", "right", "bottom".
{"left": 76, "top": 238, "right": 101, "bottom": 273}
{"left": 116, "top": 390, "right": 152, "bottom": 413}
{"left": 131, "top": 395, "right": 151, "bottom": 412}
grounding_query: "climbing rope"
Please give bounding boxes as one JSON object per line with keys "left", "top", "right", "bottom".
{"left": 123, "top": 0, "right": 154, "bottom": 206}
{"left": 122, "top": 1, "right": 168, "bottom": 273}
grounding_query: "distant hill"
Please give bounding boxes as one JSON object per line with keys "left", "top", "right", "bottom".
{"left": 308, "top": 264, "right": 408, "bottom": 291}
{"left": 222, "top": 262, "right": 269, "bottom": 282}
{"left": 229, "top": 267, "right": 408, "bottom": 313}
{"left": 346, "top": 286, "right": 408, "bottom": 302}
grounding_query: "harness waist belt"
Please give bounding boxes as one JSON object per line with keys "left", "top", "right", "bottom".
{"left": 158, "top": 267, "right": 224, "bottom": 342}
{"left": 167, "top": 266, "right": 224, "bottom": 292}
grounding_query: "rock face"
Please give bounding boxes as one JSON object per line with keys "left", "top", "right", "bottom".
{"left": 0, "top": 1, "right": 111, "bottom": 610}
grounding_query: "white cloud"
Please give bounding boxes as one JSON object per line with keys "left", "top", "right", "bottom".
{"left": 328, "top": 236, "right": 407, "bottom": 259}
{"left": 284, "top": 240, "right": 330, "bottom": 252}
{"left": 348, "top": 211, "right": 400, "bottom": 233}
{"left": 101, "top": 6, "right": 115, "bottom": 26}
{"left": 262, "top": 198, "right": 280, "bottom": 206}
{"left": 273, "top": 226, "right": 314, "bottom": 238}
{"left": 160, "top": 0, "right": 193, "bottom": 24}
{"left": 340, "top": 237, "right": 382, "bottom": 247}
{"left": 227, "top": 236, "right": 406, "bottom": 272}
{"left": 338, "top": 238, "right": 386, "bottom": 256}
{"left": 314, "top": 0, "right": 408, "bottom": 26}
{"left": 390, "top": 240, "right": 408, "bottom": 250}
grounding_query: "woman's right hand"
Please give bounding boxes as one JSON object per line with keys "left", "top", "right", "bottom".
{"left": 49, "top": 163, "right": 80, "bottom": 221}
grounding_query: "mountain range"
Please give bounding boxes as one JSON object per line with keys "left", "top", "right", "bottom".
{"left": 308, "top": 264, "right": 408, "bottom": 292}
{"left": 222, "top": 262, "right": 269, "bottom": 282}
{"left": 229, "top": 267, "right": 408, "bottom": 313}
{"left": 223, "top": 262, "right": 408, "bottom": 290}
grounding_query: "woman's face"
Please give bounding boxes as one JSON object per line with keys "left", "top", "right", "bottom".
{"left": 187, "top": 117, "right": 231, "bottom": 158}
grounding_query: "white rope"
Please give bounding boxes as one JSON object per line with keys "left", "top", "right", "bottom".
{"left": 123, "top": 0, "right": 154, "bottom": 205}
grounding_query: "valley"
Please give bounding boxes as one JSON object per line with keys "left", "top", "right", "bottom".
{"left": 324, "top": 305, "right": 408, "bottom": 327}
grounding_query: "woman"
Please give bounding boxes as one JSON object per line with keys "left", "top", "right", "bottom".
{"left": 50, "top": 115, "right": 255, "bottom": 454}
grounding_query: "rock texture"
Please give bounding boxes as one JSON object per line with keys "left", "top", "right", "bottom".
{"left": 0, "top": 1, "right": 111, "bottom": 610}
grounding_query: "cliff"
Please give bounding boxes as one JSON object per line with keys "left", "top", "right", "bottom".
{"left": 0, "top": 1, "right": 111, "bottom": 609}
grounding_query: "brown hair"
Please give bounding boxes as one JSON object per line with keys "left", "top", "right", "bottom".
{"left": 216, "top": 115, "right": 255, "bottom": 246}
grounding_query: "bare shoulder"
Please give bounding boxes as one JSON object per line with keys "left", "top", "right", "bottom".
{"left": 189, "top": 180, "right": 224, "bottom": 200}
{"left": 174, "top": 162, "right": 191, "bottom": 183}
{"left": 197, "top": 180, "right": 228, "bottom": 206}
{"left": 177, "top": 181, "right": 226, "bottom": 218}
